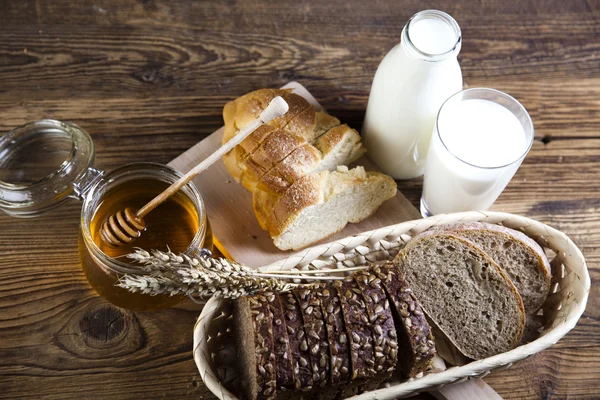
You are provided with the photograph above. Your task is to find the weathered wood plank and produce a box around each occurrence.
[0,0,599,399]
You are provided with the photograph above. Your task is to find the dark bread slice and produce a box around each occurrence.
[233,294,277,400]
[351,271,397,394]
[281,292,314,393]
[396,231,526,360]
[269,294,295,392]
[431,222,551,313]
[372,262,436,377]
[333,278,376,399]
[354,270,397,375]
[316,285,350,385]
[292,287,330,389]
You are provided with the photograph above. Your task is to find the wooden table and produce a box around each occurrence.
[0,1,598,399]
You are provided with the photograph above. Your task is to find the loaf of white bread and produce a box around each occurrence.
[222,88,397,250]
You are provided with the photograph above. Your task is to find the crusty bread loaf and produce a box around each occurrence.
[223,88,396,250]
[243,125,365,194]
[395,231,525,360]
[253,166,397,250]
[222,89,311,145]
[432,222,551,313]
[222,89,314,183]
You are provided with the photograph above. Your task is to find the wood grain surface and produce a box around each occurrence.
[0,1,599,399]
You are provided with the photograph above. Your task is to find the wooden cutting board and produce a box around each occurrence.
[168,81,419,268]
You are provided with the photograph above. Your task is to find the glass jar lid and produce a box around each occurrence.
[0,119,96,217]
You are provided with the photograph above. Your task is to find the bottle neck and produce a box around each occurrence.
[400,10,462,63]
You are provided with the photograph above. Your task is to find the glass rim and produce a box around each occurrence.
[403,9,462,62]
[435,87,535,170]
[81,162,207,275]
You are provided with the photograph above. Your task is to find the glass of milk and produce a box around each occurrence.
[420,88,534,217]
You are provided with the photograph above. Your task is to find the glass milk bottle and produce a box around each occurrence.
[363,10,463,179]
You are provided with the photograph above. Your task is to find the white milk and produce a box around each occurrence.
[421,97,530,216]
[363,10,462,179]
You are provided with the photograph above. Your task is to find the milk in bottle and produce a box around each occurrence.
[363,10,463,179]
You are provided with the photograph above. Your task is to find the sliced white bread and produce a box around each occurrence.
[244,125,365,193]
[222,89,313,183]
[224,109,339,186]
[433,222,551,313]
[253,166,397,250]
[395,231,525,360]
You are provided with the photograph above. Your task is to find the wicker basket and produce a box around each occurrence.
[193,211,590,399]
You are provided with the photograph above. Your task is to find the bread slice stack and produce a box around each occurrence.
[233,270,435,400]
[395,223,551,360]
[222,88,397,250]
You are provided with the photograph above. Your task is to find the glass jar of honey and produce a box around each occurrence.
[0,119,212,311]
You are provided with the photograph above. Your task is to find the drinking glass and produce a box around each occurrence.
[420,88,534,217]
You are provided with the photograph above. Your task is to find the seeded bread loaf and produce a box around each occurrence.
[253,166,397,250]
[354,270,397,375]
[352,271,397,395]
[269,294,295,392]
[372,263,436,377]
[233,295,277,400]
[432,222,551,313]
[281,292,314,393]
[315,285,350,385]
[333,278,376,399]
[395,231,526,360]
[292,288,330,389]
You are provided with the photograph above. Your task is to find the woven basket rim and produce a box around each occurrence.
[193,211,591,400]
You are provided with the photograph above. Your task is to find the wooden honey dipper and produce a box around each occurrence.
[100,96,289,247]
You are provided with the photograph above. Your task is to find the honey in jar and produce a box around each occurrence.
[0,120,211,311]
[78,163,211,311]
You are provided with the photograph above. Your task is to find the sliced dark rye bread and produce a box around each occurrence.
[280,292,314,393]
[353,270,397,375]
[268,294,295,392]
[292,287,330,389]
[333,277,377,399]
[315,285,350,385]
[395,231,525,360]
[431,222,551,313]
[352,270,397,394]
[372,262,436,377]
[233,294,277,400]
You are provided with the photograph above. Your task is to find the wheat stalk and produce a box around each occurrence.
[117,249,365,299]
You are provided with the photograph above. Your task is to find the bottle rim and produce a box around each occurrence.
[402,9,462,62]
